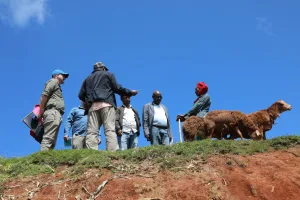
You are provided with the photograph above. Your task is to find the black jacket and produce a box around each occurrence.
[115,105,141,135]
[78,68,133,108]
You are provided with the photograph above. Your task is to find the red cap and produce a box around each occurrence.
[196,82,208,95]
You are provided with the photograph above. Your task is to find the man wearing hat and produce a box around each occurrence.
[78,62,138,151]
[38,69,69,151]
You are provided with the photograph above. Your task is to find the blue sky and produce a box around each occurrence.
[0,0,299,157]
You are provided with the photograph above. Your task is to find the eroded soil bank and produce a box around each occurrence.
[2,147,300,200]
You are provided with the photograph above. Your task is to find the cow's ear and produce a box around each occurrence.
[277,100,284,104]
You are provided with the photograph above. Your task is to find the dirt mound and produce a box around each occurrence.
[2,147,300,200]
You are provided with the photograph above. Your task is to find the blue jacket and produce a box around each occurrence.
[64,106,88,137]
[142,103,173,139]
[184,93,211,118]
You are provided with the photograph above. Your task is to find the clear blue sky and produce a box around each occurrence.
[0,0,299,157]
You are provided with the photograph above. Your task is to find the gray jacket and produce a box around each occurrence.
[142,103,173,139]
[184,93,211,119]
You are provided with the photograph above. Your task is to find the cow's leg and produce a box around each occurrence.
[207,127,215,139]
[234,126,244,140]
[220,124,229,140]
[216,131,223,140]
[263,131,267,140]
[205,120,215,139]
[258,126,266,140]
[228,123,237,140]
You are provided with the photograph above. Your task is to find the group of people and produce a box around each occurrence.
[37,62,211,151]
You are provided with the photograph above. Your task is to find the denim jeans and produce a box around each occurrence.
[118,132,138,150]
[151,126,170,145]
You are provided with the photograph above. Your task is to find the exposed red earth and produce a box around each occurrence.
[2,147,300,200]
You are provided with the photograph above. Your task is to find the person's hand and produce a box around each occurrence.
[63,136,69,142]
[145,134,151,141]
[117,130,123,136]
[176,115,185,122]
[131,90,138,96]
[37,109,44,120]
[98,138,101,145]
[169,137,173,145]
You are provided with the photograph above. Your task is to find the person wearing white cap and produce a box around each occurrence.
[38,69,69,151]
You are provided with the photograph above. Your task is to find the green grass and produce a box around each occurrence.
[0,135,299,183]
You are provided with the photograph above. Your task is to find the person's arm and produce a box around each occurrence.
[109,73,138,96]
[78,79,87,102]
[164,106,173,139]
[115,108,122,136]
[134,108,141,128]
[38,79,56,119]
[184,95,209,118]
[142,105,150,140]
[64,109,75,140]
[133,108,141,136]
[38,95,48,118]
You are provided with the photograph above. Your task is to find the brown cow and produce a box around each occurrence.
[223,100,292,140]
[247,100,292,140]
[182,111,261,141]
[182,116,207,141]
[205,110,261,140]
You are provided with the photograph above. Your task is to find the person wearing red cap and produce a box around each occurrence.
[176,82,211,122]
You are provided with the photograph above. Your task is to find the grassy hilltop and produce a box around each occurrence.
[1,135,299,182]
